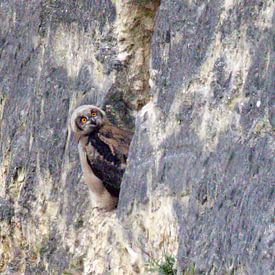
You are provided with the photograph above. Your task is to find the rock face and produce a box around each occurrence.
[0,0,274,274]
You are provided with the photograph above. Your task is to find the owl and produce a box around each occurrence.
[70,105,133,210]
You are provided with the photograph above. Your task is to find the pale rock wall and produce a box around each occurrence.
[0,0,274,274]
[120,1,274,273]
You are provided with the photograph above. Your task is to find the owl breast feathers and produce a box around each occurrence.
[70,105,133,208]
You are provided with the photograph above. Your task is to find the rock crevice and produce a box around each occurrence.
[0,0,274,274]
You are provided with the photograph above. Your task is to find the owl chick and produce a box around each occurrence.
[70,105,133,210]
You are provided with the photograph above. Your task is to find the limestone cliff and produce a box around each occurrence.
[0,0,274,274]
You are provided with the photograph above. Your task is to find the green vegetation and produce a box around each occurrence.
[145,254,196,275]
[146,254,176,275]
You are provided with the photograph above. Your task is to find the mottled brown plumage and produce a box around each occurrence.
[70,105,133,210]
[85,120,133,196]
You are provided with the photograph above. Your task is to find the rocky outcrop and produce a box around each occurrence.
[121,1,275,273]
[0,0,274,274]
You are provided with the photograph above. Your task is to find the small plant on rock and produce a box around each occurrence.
[146,254,196,275]
[146,254,176,275]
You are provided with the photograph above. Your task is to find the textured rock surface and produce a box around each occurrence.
[0,0,274,274]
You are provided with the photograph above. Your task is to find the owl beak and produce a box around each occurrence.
[89,117,97,126]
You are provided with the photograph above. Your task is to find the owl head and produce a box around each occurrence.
[70,105,106,136]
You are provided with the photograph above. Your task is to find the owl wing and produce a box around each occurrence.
[86,123,133,197]
[97,124,133,163]
[86,156,123,197]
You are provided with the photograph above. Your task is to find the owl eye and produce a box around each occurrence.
[91,112,97,117]
[81,117,87,123]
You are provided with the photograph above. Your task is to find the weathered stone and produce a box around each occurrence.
[120,0,274,273]
[0,0,274,274]
[0,198,14,223]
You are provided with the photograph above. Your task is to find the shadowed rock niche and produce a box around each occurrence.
[101,0,161,131]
